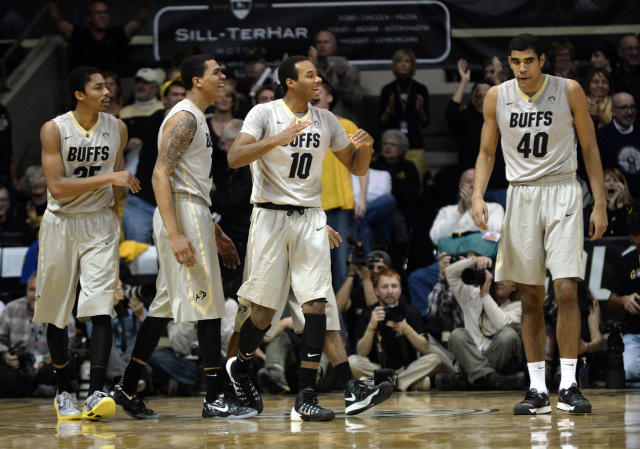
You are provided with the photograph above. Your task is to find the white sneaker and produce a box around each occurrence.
[82,391,115,421]
[54,391,81,421]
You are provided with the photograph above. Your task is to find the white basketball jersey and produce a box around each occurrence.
[47,112,120,214]
[497,75,577,182]
[241,99,350,207]
[158,99,214,206]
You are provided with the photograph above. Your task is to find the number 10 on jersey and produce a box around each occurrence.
[289,152,313,179]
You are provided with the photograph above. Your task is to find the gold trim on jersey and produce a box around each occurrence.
[69,111,100,138]
[515,74,549,105]
[278,99,311,123]
[183,98,206,121]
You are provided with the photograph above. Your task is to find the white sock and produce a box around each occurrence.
[527,361,547,394]
[559,358,577,390]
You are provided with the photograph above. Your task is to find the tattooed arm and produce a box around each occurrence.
[152,111,197,266]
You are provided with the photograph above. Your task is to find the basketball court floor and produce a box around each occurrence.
[0,389,637,448]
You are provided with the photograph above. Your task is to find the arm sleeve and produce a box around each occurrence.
[445,258,477,309]
[480,297,522,331]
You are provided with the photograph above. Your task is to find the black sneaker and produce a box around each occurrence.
[290,387,334,422]
[345,379,392,415]
[112,383,158,419]
[202,391,259,419]
[557,384,592,414]
[225,357,264,413]
[257,365,290,395]
[513,388,551,415]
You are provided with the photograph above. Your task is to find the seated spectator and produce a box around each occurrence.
[0,183,34,246]
[446,59,507,206]
[103,70,123,117]
[549,40,578,79]
[351,168,396,253]
[584,168,634,237]
[408,168,503,317]
[435,256,524,390]
[48,0,148,74]
[308,29,362,121]
[379,49,429,149]
[585,68,613,129]
[424,252,464,335]
[543,280,603,389]
[15,166,47,239]
[612,35,640,105]
[0,273,74,397]
[606,212,640,386]
[337,250,392,352]
[597,92,640,198]
[348,268,452,391]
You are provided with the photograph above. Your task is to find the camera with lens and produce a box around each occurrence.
[10,344,36,383]
[347,237,368,267]
[114,297,130,318]
[383,304,405,322]
[461,267,492,286]
[448,253,466,264]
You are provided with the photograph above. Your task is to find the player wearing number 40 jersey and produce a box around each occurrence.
[226,55,392,422]
[472,34,608,416]
[36,66,140,421]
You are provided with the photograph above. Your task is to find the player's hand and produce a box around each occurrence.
[327,225,342,249]
[216,232,241,269]
[457,58,471,84]
[273,119,312,147]
[471,195,489,230]
[589,204,608,240]
[622,293,640,315]
[111,171,141,193]
[349,129,373,149]
[170,233,196,267]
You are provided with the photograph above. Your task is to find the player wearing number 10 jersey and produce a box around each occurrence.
[471,34,607,416]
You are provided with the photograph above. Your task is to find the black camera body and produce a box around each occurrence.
[448,253,466,264]
[599,320,626,389]
[10,345,36,383]
[383,304,405,322]
[461,267,490,286]
[347,237,367,266]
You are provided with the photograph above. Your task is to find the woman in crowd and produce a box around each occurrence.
[584,68,613,129]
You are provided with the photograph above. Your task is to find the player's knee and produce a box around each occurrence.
[302,298,326,315]
[554,279,577,307]
[250,303,275,330]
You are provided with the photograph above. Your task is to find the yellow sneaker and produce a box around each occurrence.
[54,391,82,421]
[82,391,116,421]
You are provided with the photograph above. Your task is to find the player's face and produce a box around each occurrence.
[199,59,227,102]
[79,73,110,112]
[375,275,401,306]
[292,61,322,101]
[509,49,545,92]
[589,72,610,99]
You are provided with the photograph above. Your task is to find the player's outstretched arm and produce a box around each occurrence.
[568,79,607,240]
[41,120,140,200]
[472,86,500,231]
[227,119,311,168]
[152,110,196,266]
[334,129,373,176]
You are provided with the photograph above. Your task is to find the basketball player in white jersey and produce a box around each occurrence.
[471,34,607,415]
[112,55,256,420]
[37,66,140,421]
[225,55,390,422]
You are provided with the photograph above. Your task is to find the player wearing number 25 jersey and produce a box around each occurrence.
[471,34,607,417]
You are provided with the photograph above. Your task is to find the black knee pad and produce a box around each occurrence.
[300,313,326,364]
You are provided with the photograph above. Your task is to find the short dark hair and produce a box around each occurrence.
[181,54,216,91]
[278,55,309,94]
[67,66,101,101]
[629,212,640,236]
[508,33,545,58]
[318,74,337,110]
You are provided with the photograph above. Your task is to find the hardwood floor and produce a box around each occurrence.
[0,389,637,448]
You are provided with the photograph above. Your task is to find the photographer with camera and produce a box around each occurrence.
[435,255,525,390]
[607,212,640,385]
[348,268,452,391]
[0,272,74,397]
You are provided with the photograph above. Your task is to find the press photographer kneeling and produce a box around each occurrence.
[348,268,452,391]
[436,254,525,390]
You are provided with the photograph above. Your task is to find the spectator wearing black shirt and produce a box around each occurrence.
[606,212,640,385]
[348,268,451,391]
[379,49,429,149]
[121,79,185,243]
[49,0,148,74]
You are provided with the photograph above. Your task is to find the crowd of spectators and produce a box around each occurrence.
[1,2,640,397]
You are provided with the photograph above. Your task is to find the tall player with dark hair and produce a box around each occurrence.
[37,66,140,420]
[472,34,607,415]
[112,55,256,420]
[226,55,391,422]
